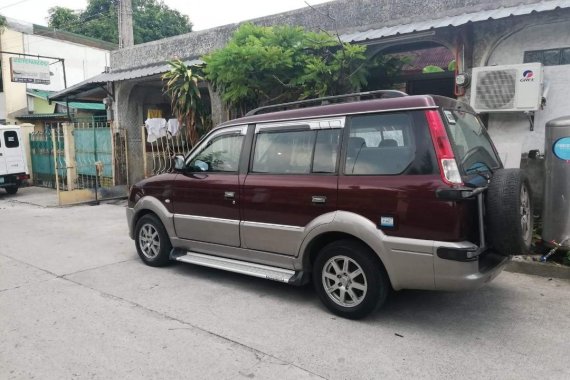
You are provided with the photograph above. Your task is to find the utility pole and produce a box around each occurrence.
[118,0,134,48]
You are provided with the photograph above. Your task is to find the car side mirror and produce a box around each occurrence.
[174,155,186,171]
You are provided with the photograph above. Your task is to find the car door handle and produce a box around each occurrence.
[312,195,327,204]
[224,191,235,200]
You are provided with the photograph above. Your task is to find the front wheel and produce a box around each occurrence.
[313,240,389,319]
[134,214,172,267]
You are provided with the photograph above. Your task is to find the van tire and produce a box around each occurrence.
[313,240,389,319]
[486,169,533,256]
[5,186,18,195]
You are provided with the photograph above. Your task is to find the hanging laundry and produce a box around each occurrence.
[167,118,180,136]
[145,118,167,143]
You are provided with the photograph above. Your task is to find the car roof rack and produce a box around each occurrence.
[245,90,408,116]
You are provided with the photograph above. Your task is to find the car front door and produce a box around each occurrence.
[172,125,246,247]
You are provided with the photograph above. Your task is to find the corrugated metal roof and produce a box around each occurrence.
[103,59,204,81]
[16,113,68,120]
[49,58,203,102]
[341,0,570,43]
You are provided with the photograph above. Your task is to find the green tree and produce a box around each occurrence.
[0,15,7,34]
[47,0,192,44]
[203,24,397,116]
[162,59,206,146]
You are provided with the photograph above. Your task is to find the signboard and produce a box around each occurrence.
[553,137,570,161]
[9,57,50,85]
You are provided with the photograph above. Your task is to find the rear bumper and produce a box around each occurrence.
[0,173,28,188]
[434,249,510,291]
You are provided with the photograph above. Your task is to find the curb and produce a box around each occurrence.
[505,257,570,280]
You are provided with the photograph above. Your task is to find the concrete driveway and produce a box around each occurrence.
[1,190,569,379]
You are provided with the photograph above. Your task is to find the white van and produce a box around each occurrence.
[0,125,29,194]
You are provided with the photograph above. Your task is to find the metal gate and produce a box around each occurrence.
[29,128,65,189]
[29,122,128,205]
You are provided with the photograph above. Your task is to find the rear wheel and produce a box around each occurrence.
[134,214,172,267]
[5,186,18,195]
[486,169,533,255]
[313,240,389,319]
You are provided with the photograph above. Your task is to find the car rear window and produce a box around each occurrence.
[4,131,19,148]
[441,110,500,174]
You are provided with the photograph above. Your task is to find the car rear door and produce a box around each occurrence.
[2,129,26,175]
[0,131,7,176]
[171,125,246,247]
[240,118,343,256]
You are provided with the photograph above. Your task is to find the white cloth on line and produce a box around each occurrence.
[167,118,180,136]
[145,118,167,143]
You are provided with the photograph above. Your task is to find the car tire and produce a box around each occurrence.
[486,169,533,256]
[134,214,172,267]
[313,239,389,319]
[5,186,18,195]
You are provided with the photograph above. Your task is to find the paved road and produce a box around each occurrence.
[1,189,569,379]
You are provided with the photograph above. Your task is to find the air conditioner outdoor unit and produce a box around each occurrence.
[470,63,543,113]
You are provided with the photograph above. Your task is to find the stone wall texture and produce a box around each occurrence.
[110,0,548,71]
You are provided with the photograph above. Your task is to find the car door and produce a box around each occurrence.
[172,125,247,247]
[0,131,7,176]
[240,118,343,256]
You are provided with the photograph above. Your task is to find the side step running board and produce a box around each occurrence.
[173,251,296,283]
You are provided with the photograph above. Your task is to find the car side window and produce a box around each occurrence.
[188,133,243,173]
[4,131,19,148]
[313,129,341,173]
[345,113,415,175]
[252,130,316,174]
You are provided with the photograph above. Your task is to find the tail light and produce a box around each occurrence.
[17,174,30,180]
[425,110,463,186]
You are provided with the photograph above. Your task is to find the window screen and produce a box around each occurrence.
[4,131,19,148]
[524,47,570,66]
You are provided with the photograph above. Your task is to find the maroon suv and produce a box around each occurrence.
[127,91,532,319]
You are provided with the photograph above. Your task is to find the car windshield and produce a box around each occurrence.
[442,109,501,174]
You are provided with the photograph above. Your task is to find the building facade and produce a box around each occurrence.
[50,0,570,189]
[0,18,114,124]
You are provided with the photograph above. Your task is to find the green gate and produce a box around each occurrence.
[74,123,113,188]
[29,129,66,189]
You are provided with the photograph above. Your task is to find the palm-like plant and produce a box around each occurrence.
[162,59,204,146]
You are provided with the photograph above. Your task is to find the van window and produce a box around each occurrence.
[313,129,341,173]
[345,113,415,175]
[4,131,19,148]
[253,130,316,174]
[189,133,243,172]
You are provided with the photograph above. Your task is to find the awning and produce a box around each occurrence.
[16,113,68,120]
[340,0,570,43]
[49,58,203,102]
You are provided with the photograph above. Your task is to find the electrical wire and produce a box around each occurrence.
[0,0,33,11]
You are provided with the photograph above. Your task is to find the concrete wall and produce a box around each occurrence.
[32,97,56,114]
[22,34,110,92]
[472,10,570,167]
[0,29,28,123]
[110,0,544,71]
[0,25,110,123]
